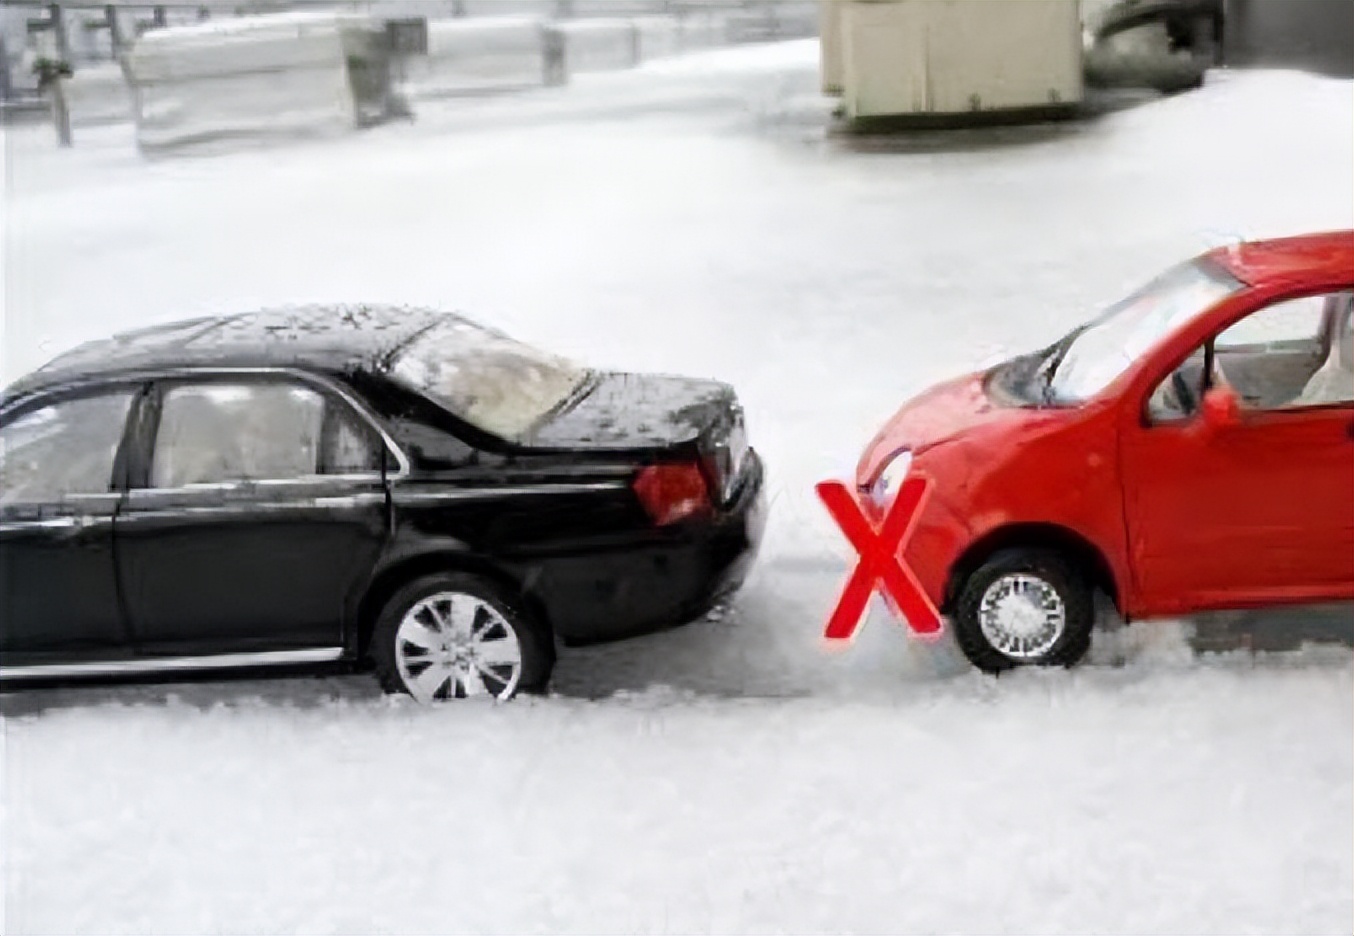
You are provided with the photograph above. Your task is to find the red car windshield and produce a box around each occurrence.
[1047,259,1244,403]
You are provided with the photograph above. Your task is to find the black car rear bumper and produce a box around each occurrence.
[528,452,767,645]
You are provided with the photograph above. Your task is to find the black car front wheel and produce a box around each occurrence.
[953,548,1094,673]
[370,572,553,703]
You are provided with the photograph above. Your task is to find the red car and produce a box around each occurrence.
[857,230,1354,672]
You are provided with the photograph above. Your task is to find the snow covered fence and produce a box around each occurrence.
[123,10,404,155]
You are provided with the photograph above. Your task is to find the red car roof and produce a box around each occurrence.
[1208,229,1354,289]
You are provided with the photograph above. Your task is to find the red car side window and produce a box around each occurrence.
[1146,290,1354,421]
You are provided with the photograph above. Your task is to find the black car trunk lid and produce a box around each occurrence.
[519,371,751,505]
[522,371,732,451]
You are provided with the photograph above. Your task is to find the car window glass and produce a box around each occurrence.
[1146,348,1206,423]
[1218,292,1352,410]
[1216,295,1324,348]
[1147,292,1353,419]
[390,316,589,441]
[1289,294,1354,408]
[152,382,325,487]
[326,404,385,474]
[1049,260,1241,403]
[0,391,136,506]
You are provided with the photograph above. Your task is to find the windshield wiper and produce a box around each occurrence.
[1035,327,1085,404]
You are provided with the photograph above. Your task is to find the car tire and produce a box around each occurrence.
[953,548,1094,674]
[369,572,553,702]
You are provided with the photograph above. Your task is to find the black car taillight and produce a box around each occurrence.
[699,451,724,500]
[698,408,748,506]
[633,462,713,526]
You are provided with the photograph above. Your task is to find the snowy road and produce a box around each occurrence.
[3,40,1353,935]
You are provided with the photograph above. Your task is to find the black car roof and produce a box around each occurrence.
[3,305,456,402]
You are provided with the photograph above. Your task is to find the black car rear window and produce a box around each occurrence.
[388,317,590,440]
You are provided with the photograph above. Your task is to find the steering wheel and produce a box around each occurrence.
[1170,369,1198,413]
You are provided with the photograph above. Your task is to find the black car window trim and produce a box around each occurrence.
[0,379,151,505]
[4,368,408,480]
[124,367,410,493]
[316,395,388,477]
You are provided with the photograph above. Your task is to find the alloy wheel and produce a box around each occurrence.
[977,573,1067,660]
[394,591,523,702]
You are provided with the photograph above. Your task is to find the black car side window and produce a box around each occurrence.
[152,382,327,488]
[321,400,385,475]
[150,380,387,487]
[0,391,136,506]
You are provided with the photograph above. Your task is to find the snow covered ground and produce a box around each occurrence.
[3,40,1352,935]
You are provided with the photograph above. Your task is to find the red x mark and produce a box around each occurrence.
[816,476,943,641]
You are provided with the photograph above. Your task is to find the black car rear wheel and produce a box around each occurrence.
[370,572,553,702]
[953,548,1093,673]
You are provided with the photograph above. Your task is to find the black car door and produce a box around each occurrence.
[0,385,141,665]
[114,373,392,657]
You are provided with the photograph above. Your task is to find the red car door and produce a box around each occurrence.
[1121,404,1354,613]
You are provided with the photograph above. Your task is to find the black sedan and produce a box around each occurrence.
[0,305,766,702]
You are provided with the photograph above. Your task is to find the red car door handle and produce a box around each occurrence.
[1347,419,1354,441]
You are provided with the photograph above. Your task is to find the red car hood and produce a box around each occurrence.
[856,372,1009,486]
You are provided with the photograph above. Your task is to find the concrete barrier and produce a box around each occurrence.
[548,18,640,73]
[819,0,844,94]
[725,1,819,43]
[124,10,394,154]
[631,15,682,59]
[678,11,730,49]
[101,5,761,152]
[404,15,552,98]
[64,62,135,126]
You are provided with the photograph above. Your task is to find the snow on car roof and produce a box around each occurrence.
[2,305,462,401]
